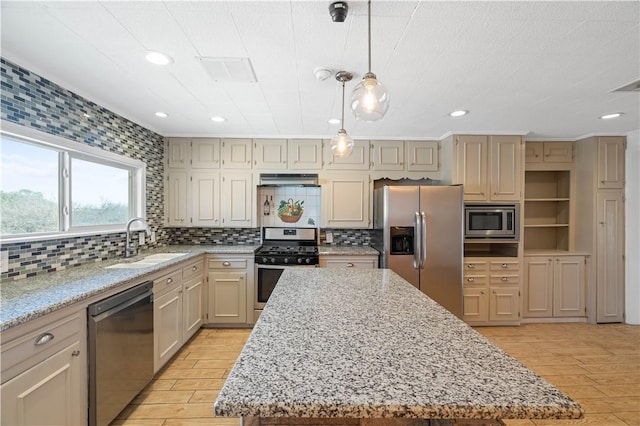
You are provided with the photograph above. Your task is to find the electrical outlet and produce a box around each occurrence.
[1,250,8,273]
[325,232,333,244]
[139,232,146,246]
[150,231,156,243]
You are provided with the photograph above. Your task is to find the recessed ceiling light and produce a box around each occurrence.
[145,51,173,66]
[155,112,168,118]
[449,110,468,117]
[328,118,341,124]
[211,116,226,123]
[598,112,623,120]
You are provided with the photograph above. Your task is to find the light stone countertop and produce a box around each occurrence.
[214,268,583,421]
[318,246,379,256]
[0,245,259,331]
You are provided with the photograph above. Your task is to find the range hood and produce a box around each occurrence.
[258,173,319,187]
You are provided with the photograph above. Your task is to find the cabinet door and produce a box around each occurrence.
[289,139,323,170]
[154,286,182,372]
[222,139,252,169]
[553,256,585,317]
[406,141,439,172]
[254,139,287,170]
[222,173,253,227]
[167,170,188,226]
[208,272,247,324]
[371,140,404,171]
[490,135,522,201]
[525,142,543,163]
[167,138,190,169]
[324,140,370,170]
[596,191,625,322]
[489,286,520,321]
[321,174,371,228]
[1,341,83,426]
[463,288,489,322]
[543,142,573,163]
[183,276,204,342]
[191,138,221,169]
[191,172,221,227]
[597,137,625,189]
[523,256,553,317]
[455,135,488,200]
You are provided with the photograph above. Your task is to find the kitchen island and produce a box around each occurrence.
[214,268,583,426]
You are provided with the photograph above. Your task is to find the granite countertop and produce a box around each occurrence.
[0,244,259,331]
[318,246,379,256]
[214,268,583,421]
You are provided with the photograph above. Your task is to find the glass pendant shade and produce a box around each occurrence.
[350,72,390,122]
[330,129,354,157]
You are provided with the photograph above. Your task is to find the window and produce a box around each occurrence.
[1,122,146,241]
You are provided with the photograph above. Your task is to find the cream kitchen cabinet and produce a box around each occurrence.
[371,140,404,171]
[525,141,573,165]
[320,173,371,228]
[167,137,190,169]
[523,255,586,319]
[191,171,221,227]
[254,139,288,170]
[166,170,188,226]
[206,255,254,325]
[182,260,205,342]
[288,139,323,170]
[462,258,520,325]
[222,138,252,169]
[453,135,523,201]
[406,141,439,172]
[324,140,370,170]
[597,136,625,189]
[221,172,254,227]
[319,255,378,269]
[167,137,221,169]
[1,309,86,426]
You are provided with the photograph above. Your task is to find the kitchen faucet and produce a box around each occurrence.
[124,217,151,258]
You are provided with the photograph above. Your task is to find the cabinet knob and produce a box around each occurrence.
[34,332,54,346]
[467,264,475,269]
[501,277,508,282]
[71,350,80,357]
[501,263,508,268]
[480,291,485,295]
[346,263,355,267]
[192,265,198,271]
[167,277,173,284]
[467,277,475,282]
[223,261,231,266]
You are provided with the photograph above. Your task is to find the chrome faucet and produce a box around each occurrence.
[124,217,151,258]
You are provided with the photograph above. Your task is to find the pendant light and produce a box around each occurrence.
[350,0,389,121]
[331,71,354,157]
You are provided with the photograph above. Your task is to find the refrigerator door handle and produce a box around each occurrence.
[420,211,427,269]
[413,211,421,269]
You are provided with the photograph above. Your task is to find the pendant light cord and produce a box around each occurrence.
[367,0,372,73]
[341,80,346,130]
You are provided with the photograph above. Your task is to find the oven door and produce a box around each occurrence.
[254,264,317,310]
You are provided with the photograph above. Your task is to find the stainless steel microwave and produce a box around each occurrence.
[464,203,520,240]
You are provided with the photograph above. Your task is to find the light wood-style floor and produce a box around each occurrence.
[113,323,639,426]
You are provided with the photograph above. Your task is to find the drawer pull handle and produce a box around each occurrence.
[501,263,508,268]
[467,277,475,282]
[467,264,475,269]
[223,261,231,266]
[167,277,173,284]
[346,263,354,267]
[502,277,508,282]
[192,265,198,271]
[35,333,54,346]
[72,350,80,357]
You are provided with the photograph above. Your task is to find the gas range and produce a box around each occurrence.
[255,227,319,266]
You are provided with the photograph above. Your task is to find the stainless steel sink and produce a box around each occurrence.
[105,252,187,269]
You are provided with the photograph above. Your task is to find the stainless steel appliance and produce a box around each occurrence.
[464,203,520,240]
[254,227,319,321]
[88,282,154,426]
[373,185,464,318]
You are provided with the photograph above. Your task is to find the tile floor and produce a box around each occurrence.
[113,323,639,426]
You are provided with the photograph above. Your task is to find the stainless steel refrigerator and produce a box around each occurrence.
[373,185,463,318]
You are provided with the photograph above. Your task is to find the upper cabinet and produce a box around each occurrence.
[222,139,252,169]
[453,135,523,201]
[324,140,370,170]
[371,140,404,171]
[191,138,221,169]
[254,139,287,170]
[167,138,190,169]
[371,140,439,173]
[288,139,323,170]
[406,141,439,172]
[597,136,625,189]
[320,174,371,228]
[525,141,574,169]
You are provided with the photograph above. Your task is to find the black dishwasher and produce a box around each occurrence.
[88,281,154,426]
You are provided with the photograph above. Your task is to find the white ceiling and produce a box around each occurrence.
[1,1,639,140]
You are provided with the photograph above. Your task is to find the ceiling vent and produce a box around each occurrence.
[198,57,258,83]
[612,79,640,92]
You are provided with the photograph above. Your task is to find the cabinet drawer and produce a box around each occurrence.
[490,273,520,285]
[464,260,488,272]
[490,260,520,272]
[1,312,82,379]
[208,259,248,270]
[183,260,204,280]
[463,274,488,286]
[153,268,182,294]
[320,256,378,269]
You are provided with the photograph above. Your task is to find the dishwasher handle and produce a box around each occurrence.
[88,281,153,317]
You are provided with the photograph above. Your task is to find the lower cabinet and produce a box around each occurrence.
[319,254,378,269]
[462,257,521,325]
[523,255,586,319]
[1,309,86,426]
[154,259,205,372]
[206,255,254,325]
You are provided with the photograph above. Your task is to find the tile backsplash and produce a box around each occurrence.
[258,186,321,228]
